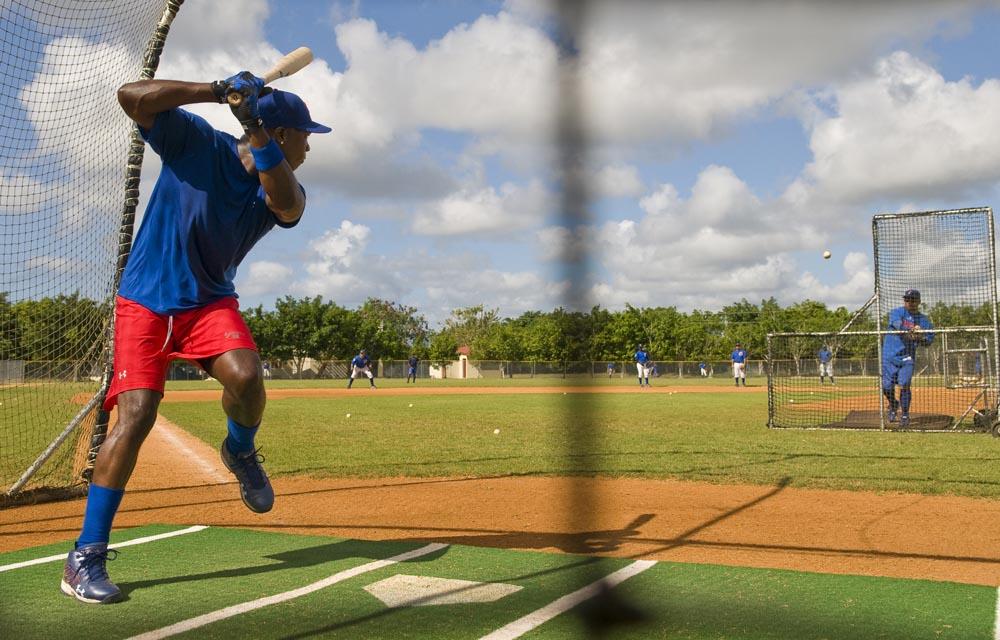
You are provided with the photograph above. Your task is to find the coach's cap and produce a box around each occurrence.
[903,289,921,300]
[259,89,332,133]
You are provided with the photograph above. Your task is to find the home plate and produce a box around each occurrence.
[364,574,523,607]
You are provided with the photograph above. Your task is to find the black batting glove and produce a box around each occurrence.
[222,71,266,132]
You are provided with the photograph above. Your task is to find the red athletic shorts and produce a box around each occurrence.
[103,296,257,410]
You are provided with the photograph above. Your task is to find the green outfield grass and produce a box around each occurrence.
[157,389,1000,498]
[1,525,993,640]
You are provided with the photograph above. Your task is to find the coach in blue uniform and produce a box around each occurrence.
[731,343,748,386]
[882,289,934,427]
[61,71,330,604]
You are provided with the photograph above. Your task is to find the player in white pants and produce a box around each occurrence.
[731,342,748,386]
[347,349,376,389]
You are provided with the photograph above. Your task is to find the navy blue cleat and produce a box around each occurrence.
[61,543,121,604]
[888,409,897,423]
[900,413,910,428]
[221,440,274,513]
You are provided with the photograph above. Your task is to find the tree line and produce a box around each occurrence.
[1,292,992,365]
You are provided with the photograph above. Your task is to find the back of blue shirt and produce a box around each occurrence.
[119,108,298,315]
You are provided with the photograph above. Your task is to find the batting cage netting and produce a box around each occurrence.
[0,0,182,502]
[768,208,999,432]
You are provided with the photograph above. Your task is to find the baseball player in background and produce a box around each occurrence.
[732,342,748,386]
[406,354,419,383]
[62,70,330,604]
[634,344,651,387]
[817,345,835,385]
[348,349,376,389]
[882,289,934,427]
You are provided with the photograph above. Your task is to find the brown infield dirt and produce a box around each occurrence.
[3,385,1000,587]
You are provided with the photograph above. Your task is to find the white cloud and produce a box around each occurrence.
[590,163,644,198]
[239,261,294,298]
[578,1,982,144]
[412,180,553,236]
[804,51,1000,201]
[309,220,371,269]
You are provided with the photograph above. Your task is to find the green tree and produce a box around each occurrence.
[355,298,429,360]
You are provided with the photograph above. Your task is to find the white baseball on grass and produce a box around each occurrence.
[789,399,795,403]
[408,403,413,407]
[345,413,351,418]
[493,428,500,434]
[823,250,832,259]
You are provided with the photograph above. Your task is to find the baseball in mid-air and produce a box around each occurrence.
[823,250,832,259]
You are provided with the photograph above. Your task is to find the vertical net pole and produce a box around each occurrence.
[84,0,186,483]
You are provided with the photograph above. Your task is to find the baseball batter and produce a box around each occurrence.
[817,345,835,385]
[62,70,330,604]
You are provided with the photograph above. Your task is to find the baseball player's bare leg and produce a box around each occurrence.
[90,389,161,489]
[204,348,266,426]
[65,389,159,604]
[203,349,273,513]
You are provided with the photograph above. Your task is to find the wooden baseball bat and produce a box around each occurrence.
[227,47,314,107]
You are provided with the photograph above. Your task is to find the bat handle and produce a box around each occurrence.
[227,92,244,107]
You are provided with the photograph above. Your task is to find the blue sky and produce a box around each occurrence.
[120,1,1000,325]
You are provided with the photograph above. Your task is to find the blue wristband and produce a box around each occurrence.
[250,139,285,172]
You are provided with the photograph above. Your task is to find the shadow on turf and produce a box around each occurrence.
[114,538,451,597]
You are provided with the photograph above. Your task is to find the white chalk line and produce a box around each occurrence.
[479,559,657,640]
[126,542,449,640]
[153,419,229,484]
[0,525,209,573]
[994,586,1000,640]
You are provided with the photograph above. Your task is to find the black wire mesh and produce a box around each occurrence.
[769,208,999,431]
[0,0,171,497]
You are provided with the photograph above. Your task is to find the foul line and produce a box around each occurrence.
[154,418,229,484]
[0,525,209,573]
[479,559,657,640]
[994,587,999,640]
[127,542,448,640]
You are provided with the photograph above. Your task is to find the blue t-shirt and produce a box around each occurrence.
[634,349,649,364]
[818,348,832,363]
[408,356,418,368]
[118,108,299,314]
[882,307,934,363]
[731,349,747,363]
[351,355,370,368]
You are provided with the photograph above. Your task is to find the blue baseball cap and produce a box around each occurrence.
[259,89,331,133]
[903,289,921,300]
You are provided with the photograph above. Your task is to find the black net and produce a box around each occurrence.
[0,0,178,499]
[769,208,999,431]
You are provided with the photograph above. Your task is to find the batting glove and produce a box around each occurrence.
[221,71,266,132]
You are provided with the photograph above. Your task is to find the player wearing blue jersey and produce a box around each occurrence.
[348,349,376,389]
[634,345,651,387]
[882,289,934,427]
[406,355,419,383]
[62,72,330,604]
[731,343,748,386]
[817,345,834,385]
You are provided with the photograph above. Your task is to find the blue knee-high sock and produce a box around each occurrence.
[225,417,259,455]
[77,484,125,548]
[900,388,911,413]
